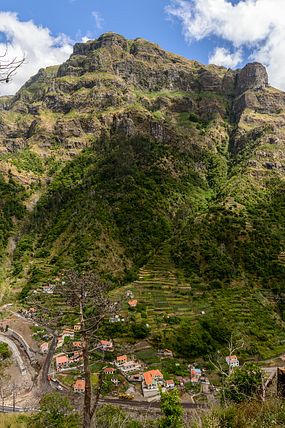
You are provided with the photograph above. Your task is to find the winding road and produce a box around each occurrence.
[0,333,26,374]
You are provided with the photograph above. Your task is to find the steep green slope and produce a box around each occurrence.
[0,33,284,359]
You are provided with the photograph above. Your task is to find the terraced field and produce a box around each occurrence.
[114,245,285,359]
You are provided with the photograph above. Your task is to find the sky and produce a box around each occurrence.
[0,0,284,95]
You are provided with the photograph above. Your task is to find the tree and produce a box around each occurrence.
[58,271,118,428]
[0,45,25,84]
[31,392,80,428]
[160,388,184,428]
[224,363,263,403]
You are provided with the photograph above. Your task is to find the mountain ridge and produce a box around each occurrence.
[0,32,284,358]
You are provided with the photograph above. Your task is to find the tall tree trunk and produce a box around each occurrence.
[80,296,92,428]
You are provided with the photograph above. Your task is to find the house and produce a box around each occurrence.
[43,285,55,294]
[74,323,81,332]
[128,299,138,308]
[99,340,114,352]
[120,360,141,373]
[191,368,202,383]
[56,336,64,349]
[143,370,164,390]
[109,315,125,323]
[158,349,173,357]
[74,379,85,393]
[40,342,49,354]
[55,355,69,371]
[166,379,175,389]
[73,351,83,361]
[116,355,128,366]
[226,355,239,368]
[104,367,116,375]
[73,341,82,349]
[111,378,120,385]
[62,329,75,340]
[126,290,134,299]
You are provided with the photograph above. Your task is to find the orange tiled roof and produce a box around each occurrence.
[117,355,128,362]
[100,340,112,346]
[104,367,115,373]
[56,355,68,364]
[128,299,138,306]
[143,369,163,385]
[74,379,85,390]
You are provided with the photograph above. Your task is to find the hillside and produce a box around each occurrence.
[0,33,284,359]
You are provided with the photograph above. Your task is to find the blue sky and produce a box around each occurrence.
[0,0,284,94]
[0,0,213,64]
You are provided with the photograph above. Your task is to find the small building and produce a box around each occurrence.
[43,285,55,294]
[100,340,114,352]
[120,360,141,373]
[73,341,82,349]
[74,323,81,332]
[116,355,128,366]
[191,368,202,383]
[74,379,85,393]
[126,290,134,299]
[73,351,83,361]
[62,329,75,340]
[128,299,138,308]
[166,379,175,389]
[104,367,116,375]
[143,370,164,390]
[56,336,64,349]
[158,349,173,357]
[40,342,49,354]
[226,355,239,368]
[55,355,69,371]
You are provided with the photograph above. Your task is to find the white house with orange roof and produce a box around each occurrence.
[166,379,175,389]
[99,340,114,352]
[128,299,138,308]
[40,342,49,354]
[226,355,239,368]
[142,369,164,393]
[120,360,141,373]
[74,379,85,393]
[115,355,128,367]
[55,354,69,371]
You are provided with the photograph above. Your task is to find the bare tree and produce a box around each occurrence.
[0,45,25,84]
[58,271,118,428]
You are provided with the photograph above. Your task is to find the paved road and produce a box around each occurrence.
[0,333,26,374]
[99,398,208,410]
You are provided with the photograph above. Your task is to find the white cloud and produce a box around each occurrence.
[166,0,285,90]
[209,47,243,68]
[0,12,73,95]
[92,11,104,30]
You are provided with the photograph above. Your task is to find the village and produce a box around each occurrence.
[15,281,243,406]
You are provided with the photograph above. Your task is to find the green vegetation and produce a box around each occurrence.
[0,173,26,259]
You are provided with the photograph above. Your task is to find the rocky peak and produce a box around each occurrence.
[73,32,128,56]
[236,62,268,95]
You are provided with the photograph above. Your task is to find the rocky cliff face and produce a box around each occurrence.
[0,34,285,357]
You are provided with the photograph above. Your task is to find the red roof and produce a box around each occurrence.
[128,299,138,307]
[74,379,85,391]
[117,355,128,362]
[104,367,115,373]
[166,379,174,385]
[100,340,112,346]
[143,370,163,385]
[56,355,68,365]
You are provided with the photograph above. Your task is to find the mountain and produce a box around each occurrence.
[0,33,284,359]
